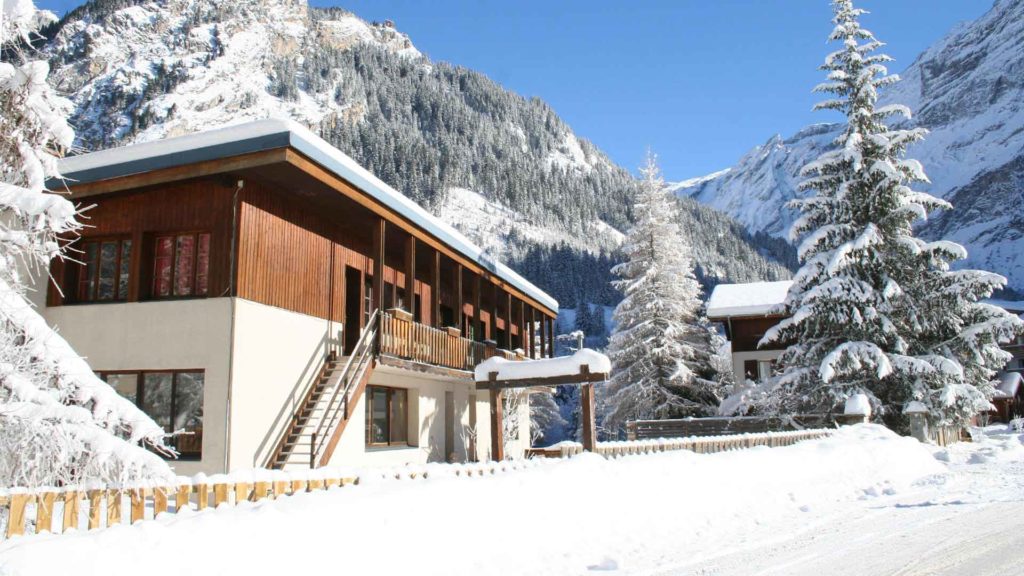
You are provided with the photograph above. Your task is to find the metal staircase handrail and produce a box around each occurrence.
[311,308,380,467]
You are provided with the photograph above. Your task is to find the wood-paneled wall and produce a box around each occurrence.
[49,178,236,305]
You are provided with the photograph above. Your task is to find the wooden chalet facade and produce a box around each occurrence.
[706,281,792,384]
[37,120,559,474]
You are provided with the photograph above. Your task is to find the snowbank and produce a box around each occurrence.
[473,348,611,382]
[0,425,944,576]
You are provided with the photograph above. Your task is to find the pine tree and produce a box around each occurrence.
[601,152,724,433]
[760,0,1023,428]
[0,0,173,487]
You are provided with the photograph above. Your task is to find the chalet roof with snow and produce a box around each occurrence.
[56,119,557,313]
[706,280,793,319]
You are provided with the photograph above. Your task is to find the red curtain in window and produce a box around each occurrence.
[153,236,174,297]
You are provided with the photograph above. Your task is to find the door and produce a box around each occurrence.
[344,267,362,354]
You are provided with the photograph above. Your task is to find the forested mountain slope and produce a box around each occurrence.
[37,0,792,315]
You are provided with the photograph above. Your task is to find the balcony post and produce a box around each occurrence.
[404,235,415,317]
[372,219,385,315]
[472,273,481,341]
[431,250,441,327]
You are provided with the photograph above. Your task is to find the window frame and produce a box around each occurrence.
[149,230,212,300]
[97,369,206,460]
[72,235,133,303]
[365,385,409,448]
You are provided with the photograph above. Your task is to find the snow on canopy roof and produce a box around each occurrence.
[474,349,611,382]
[57,119,558,313]
[706,280,793,319]
[983,299,1024,316]
[995,372,1023,399]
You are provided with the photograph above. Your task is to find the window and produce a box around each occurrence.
[365,385,408,447]
[76,237,132,302]
[152,232,210,298]
[99,370,205,459]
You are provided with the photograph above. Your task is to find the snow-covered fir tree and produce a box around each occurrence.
[759,0,1023,428]
[601,152,725,433]
[0,0,173,488]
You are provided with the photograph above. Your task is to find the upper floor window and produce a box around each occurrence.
[77,237,132,302]
[153,232,210,298]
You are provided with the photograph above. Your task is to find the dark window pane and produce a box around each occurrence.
[97,241,117,300]
[390,389,407,444]
[369,387,388,444]
[174,372,204,456]
[106,373,139,404]
[153,236,174,297]
[79,242,98,301]
[142,373,174,432]
[174,235,195,296]
[195,234,210,296]
[118,240,132,300]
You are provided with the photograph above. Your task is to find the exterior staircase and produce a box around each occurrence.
[269,310,380,470]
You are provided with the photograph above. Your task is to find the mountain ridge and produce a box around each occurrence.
[673,0,1024,289]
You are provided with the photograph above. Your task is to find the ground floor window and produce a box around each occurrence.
[366,385,408,447]
[99,370,204,459]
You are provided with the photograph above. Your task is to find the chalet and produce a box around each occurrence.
[705,280,792,384]
[708,283,1024,421]
[33,119,560,475]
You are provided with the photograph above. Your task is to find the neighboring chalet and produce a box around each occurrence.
[34,120,560,475]
[706,280,792,385]
[707,282,1024,423]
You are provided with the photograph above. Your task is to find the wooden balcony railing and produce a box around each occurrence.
[379,310,527,372]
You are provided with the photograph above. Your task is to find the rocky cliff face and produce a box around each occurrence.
[675,0,1024,289]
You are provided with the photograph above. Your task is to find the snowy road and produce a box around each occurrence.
[662,431,1024,576]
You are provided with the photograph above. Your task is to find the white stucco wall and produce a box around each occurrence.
[41,298,233,477]
[731,350,784,384]
[228,298,341,470]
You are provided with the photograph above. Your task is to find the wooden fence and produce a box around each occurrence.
[626,415,831,440]
[0,460,540,541]
[530,428,835,459]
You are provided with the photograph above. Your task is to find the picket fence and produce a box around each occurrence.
[0,460,539,541]
[529,428,835,458]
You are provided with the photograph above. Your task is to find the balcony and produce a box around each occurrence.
[378,309,529,377]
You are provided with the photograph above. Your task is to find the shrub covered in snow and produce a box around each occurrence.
[0,0,173,488]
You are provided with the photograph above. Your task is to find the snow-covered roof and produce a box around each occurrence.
[57,119,557,313]
[983,299,1024,315]
[706,280,793,319]
[994,372,1023,399]
[474,349,611,382]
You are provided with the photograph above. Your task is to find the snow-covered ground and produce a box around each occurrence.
[1,425,1021,575]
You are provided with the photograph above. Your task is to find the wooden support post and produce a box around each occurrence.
[517,298,526,352]
[213,484,229,507]
[153,487,168,516]
[472,273,481,341]
[5,494,27,538]
[547,317,555,358]
[196,483,209,510]
[581,369,597,452]
[234,483,250,504]
[431,250,441,327]
[372,218,386,314]
[505,292,513,350]
[87,490,103,529]
[107,489,122,527]
[130,489,146,524]
[455,263,464,333]
[37,491,56,534]
[539,312,547,358]
[62,491,79,533]
[529,307,537,359]
[489,376,505,462]
[404,234,415,316]
[175,485,191,512]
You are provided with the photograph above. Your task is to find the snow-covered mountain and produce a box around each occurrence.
[675,0,1024,290]
[35,0,791,312]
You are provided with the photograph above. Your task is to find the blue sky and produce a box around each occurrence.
[38,0,989,180]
